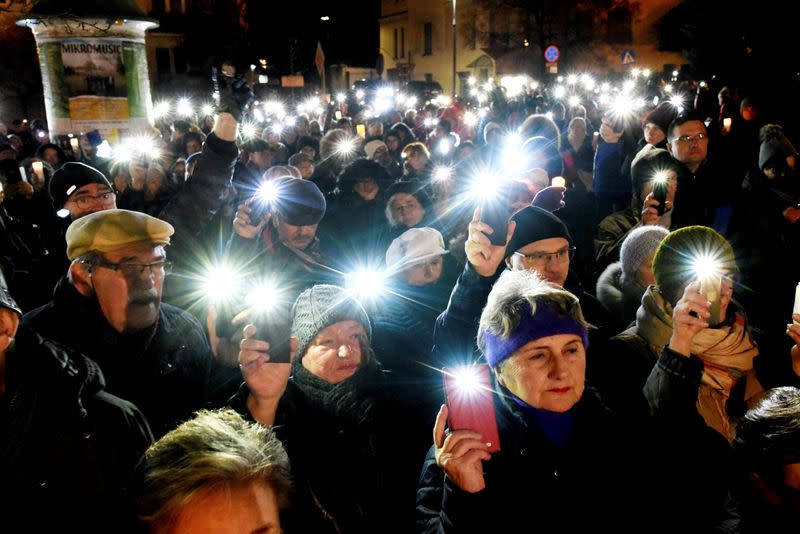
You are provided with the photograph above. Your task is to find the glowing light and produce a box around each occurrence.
[176,98,193,117]
[693,255,720,280]
[469,173,502,200]
[622,80,636,93]
[201,103,215,116]
[405,96,417,108]
[477,93,487,104]
[271,123,283,135]
[567,74,578,85]
[201,264,241,303]
[500,75,527,98]
[530,81,539,90]
[240,122,257,138]
[374,97,392,113]
[432,165,453,182]
[345,269,386,301]
[448,366,484,395]
[483,82,493,92]
[553,85,566,99]
[653,171,670,185]
[504,132,522,146]
[664,84,673,93]
[601,82,611,92]
[356,89,365,100]
[438,139,452,155]
[113,144,132,162]
[468,76,476,86]
[335,138,358,156]
[642,69,651,77]
[551,176,566,188]
[377,86,394,98]
[652,96,660,106]
[672,70,679,77]
[668,93,686,112]
[568,95,580,108]
[96,140,112,159]
[152,101,171,119]
[699,81,708,88]
[580,73,595,91]
[284,116,296,127]
[395,93,406,105]
[336,92,346,103]
[463,111,478,127]
[245,281,281,314]
[631,68,641,78]
[253,108,265,123]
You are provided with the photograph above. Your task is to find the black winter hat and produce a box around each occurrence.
[48,161,112,210]
[0,283,21,317]
[273,176,326,226]
[385,180,432,211]
[505,205,572,257]
[338,158,391,184]
[642,103,679,133]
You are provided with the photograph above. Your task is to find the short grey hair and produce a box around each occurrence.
[477,270,590,358]
[135,409,291,530]
[67,251,105,284]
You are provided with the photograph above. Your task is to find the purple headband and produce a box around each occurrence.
[482,301,589,368]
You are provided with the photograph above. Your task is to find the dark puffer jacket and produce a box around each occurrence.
[1,326,152,532]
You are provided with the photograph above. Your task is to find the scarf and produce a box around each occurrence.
[635,286,762,441]
[690,319,761,442]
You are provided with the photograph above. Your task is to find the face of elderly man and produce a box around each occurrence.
[72,243,168,333]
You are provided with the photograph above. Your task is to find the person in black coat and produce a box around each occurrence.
[235,284,429,534]
[22,210,212,438]
[1,285,153,531]
[432,205,611,368]
[417,270,653,532]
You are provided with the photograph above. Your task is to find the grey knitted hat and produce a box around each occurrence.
[620,225,669,283]
[291,285,372,359]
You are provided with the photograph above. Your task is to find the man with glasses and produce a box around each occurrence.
[433,205,610,365]
[22,209,212,437]
[49,161,117,221]
[666,113,727,229]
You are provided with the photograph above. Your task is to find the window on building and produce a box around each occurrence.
[394,28,398,59]
[400,27,405,60]
[607,7,632,43]
[155,48,171,75]
[173,47,187,74]
[424,22,433,55]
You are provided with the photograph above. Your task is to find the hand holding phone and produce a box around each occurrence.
[443,365,500,453]
[697,274,722,326]
[653,179,668,216]
[479,186,511,246]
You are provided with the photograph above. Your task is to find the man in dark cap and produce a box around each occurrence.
[49,161,116,221]
[212,178,335,372]
[22,209,213,438]
[432,204,610,365]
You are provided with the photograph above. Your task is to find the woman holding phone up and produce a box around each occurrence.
[233,284,429,534]
[416,269,655,532]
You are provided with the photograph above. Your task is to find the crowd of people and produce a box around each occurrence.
[2,66,800,532]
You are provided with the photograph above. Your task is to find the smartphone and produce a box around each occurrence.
[252,309,292,364]
[18,166,28,184]
[249,193,271,226]
[653,180,668,216]
[356,124,366,138]
[335,110,343,121]
[480,186,510,246]
[699,274,722,326]
[443,364,500,453]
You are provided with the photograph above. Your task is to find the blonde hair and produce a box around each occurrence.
[135,409,291,529]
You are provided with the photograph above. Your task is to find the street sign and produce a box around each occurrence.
[544,45,560,63]
[620,49,636,65]
[281,75,304,88]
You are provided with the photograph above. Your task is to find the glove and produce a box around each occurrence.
[532,186,566,212]
[212,67,253,122]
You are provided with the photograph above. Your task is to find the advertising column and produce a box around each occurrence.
[19,17,157,142]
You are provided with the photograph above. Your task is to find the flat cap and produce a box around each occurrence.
[66,209,174,260]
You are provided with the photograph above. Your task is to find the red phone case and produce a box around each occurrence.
[443,365,501,453]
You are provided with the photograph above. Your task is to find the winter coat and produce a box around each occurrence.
[319,188,390,263]
[1,326,152,532]
[22,277,212,438]
[230,360,429,534]
[415,385,654,533]
[595,261,647,332]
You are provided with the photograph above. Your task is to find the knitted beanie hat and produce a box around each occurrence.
[291,285,372,360]
[652,226,738,304]
[620,226,669,283]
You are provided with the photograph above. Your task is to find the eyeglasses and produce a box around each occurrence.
[514,246,575,265]
[92,259,172,277]
[674,133,708,144]
[72,191,116,208]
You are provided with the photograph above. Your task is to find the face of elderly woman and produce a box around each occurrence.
[389,192,425,228]
[301,320,367,384]
[495,334,585,412]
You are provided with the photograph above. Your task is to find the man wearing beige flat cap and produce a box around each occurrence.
[23,209,212,437]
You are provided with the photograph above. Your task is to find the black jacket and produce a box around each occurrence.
[22,277,212,438]
[230,362,429,534]
[416,386,653,533]
[1,326,152,532]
